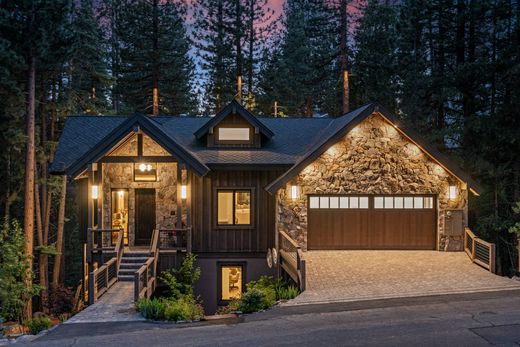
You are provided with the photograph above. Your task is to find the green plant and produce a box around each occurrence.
[509,202,520,237]
[216,299,241,315]
[239,288,268,313]
[0,219,42,322]
[164,297,204,322]
[160,254,201,300]
[277,285,299,300]
[136,298,166,320]
[246,276,276,308]
[26,317,52,335]
[48,285,74,316]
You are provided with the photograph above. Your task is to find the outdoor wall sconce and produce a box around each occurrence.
[449,185,457,200]
[291,185,299,200]
[91,185,99,200]
[181,185,187,200]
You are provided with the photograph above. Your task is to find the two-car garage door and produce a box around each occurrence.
[307,195,437,250]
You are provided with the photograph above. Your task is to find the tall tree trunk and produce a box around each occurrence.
[235,0,243,101]
[4,152,11,222]
[152,0,159,115]
[52,176,67,288]
[247,0,254,98]
[23,56,36,319]
[340,0,349,114]
[35,182,49,313]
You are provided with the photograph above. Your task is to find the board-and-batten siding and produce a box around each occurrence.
[191,170,283,253]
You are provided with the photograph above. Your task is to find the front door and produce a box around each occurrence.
[135,188,156,245]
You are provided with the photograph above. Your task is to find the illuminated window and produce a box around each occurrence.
[217,189,251,225]
[111,189,129,245]
[134,163,157,182]
[220,264,244,302]
[218,128,250,141]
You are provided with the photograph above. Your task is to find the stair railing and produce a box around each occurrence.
[134,229,160,302]
[279,230,306,292]
[88,229,123,305]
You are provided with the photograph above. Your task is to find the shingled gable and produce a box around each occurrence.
[64,113,210,178]
[265,102,482,195]
[193,99,274,140]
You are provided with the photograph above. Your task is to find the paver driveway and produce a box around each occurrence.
[287,251,520,305]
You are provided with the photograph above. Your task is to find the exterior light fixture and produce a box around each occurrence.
[291,185,299,200]
[181,185,187,199]
[118,190,125,198]
[91,185,99,199]
[139,163,146,172]
[449,185,457,200]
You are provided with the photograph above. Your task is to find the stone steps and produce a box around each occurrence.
[117,249,151,282]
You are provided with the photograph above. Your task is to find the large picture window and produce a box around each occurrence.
[217,127,250,141]
[217,189,251,225]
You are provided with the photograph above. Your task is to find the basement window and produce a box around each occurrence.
[218,263,245,304]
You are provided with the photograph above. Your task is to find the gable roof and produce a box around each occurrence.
[193,99,274,140]
[265,102,482,195]
[57,113,210,177]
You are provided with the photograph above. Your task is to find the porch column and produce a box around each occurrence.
[176,162,183,229]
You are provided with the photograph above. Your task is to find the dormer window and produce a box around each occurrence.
[218,127,251,142]
[194,100,274,148]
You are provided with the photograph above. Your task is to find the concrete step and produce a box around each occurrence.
[120,257,149,264]
[119,263,143,270]
[117,275,134,282]
[118,268,138,277]
[123,251,150,257]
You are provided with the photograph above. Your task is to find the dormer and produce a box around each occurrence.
[194,100,274,148]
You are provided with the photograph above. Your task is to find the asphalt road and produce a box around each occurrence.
[21,290,520,347]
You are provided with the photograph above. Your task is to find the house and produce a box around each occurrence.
[50,100,481,313]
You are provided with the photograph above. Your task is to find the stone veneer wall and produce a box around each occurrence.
[101,133,180,246]
[277,113,468,251]
[102,162,178,246]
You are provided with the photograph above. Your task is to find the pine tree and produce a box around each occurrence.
[68,0,111,115]
[353,0,399,112]
[116,0,196,115]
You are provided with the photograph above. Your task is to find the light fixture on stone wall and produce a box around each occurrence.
[291,185,299,200]
[91,185,99,199]
[139,163,152,172]
[181,185,187,199]
[449,185,457,200]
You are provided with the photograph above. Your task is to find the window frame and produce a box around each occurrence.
[308,194,370,210]
[217,262,247,306]
[214,187,254,229]
[214,124,254,145]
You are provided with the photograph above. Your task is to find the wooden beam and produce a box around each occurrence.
[99,156,176,163]
[137,133,143,157]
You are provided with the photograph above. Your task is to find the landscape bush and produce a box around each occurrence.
[136,298,166,320]
[138,254,204,322]
[26,316,52,335]
[219,276,300,314]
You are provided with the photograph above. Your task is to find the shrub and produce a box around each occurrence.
[26,317,52,335]
[277,285,299,300]
[246,276,276,309]
[136,298,166,320]
[216,299,241,315]
[164,297,204,322]
[0,219,41,322]
[239,288,268,313]
[48,285,74,316]
[160,254,201,300]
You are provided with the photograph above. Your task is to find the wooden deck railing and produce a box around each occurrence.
[87,228,123,263]
[88,229,124,304]
[464,227,496,273]
[157,228,192,253]
[134,228,160,302]
[279,230,306,291]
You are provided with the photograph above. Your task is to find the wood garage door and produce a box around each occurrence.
[307,195,437,250]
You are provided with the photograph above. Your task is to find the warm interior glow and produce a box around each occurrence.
[449,185,458,200]
[218,127,250,141]
[291,185,298,200]
[181,185,187,199]
[111,190,129,245]
[91,185,99,199]
[221,265,242,301]
[134,163,157,181]
[217,190,251,225]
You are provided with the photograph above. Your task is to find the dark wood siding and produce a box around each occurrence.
[191,170,283,253]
